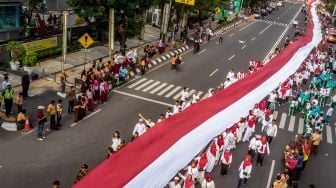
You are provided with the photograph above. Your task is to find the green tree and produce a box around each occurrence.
[67,0,156,51]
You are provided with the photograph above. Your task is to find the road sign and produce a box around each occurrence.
[175,0,195,6]
[215,7,221,14]
[78,33,94,49]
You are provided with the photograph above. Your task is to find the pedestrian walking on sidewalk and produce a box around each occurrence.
[21,71,30,99]
[67,86,76,114]
[47,100,57,130]
[56,99,63,128]
[36,106,47,141]
[15,92,23,114]
[3,83,14,117]
[219,35,223,44]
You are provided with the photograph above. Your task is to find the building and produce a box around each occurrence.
[0,0,23,42]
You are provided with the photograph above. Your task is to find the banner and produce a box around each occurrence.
[23,37,58,51]
[175,0,195,6]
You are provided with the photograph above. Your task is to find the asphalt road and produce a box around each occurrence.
[1,2,335,188]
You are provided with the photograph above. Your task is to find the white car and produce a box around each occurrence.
[277,1,284,7]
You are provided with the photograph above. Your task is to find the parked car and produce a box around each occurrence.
[266,7,272,14]
[253,11,261,19]
[277,1,284,7]
[270,2,277,10]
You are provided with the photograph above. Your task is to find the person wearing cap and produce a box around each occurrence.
[132,119,147,136]
[36,106,47,141]
[3,83,14,117]
[201,173,215,188]
[168,176,182,188]
[74,164,89,184]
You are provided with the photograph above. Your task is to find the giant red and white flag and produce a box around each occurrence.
[74,1,322,187]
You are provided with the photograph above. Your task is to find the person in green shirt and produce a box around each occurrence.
[3,83,14,117]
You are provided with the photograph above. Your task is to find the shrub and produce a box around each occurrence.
[22,51,38,67]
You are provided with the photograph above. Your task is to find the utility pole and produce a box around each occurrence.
[160,0,172,42]
[61,11,68,73]
[108,8,115,60]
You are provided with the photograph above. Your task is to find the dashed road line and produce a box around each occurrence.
[241,45,247,50]
[197,49,207,54]
[259,24,272,35]
[251,37,256,41]
[229,33,234,37]
[228,55,235,61]
[209,68,219,77]
[239,21,255,31]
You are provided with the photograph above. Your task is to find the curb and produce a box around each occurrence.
[213,20,243,36]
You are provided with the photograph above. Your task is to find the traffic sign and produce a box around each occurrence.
[215,7,221,14]
[78,33,94,49]
[175,0,195,6]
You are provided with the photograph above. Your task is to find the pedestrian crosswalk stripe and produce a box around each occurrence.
[152,60,157,65]
[157,58,162,63]
[298,118,304,134]
[136,68,141,73]
[170,52,175,56]
[273,111,278,120]
[157,84,175,96]
[128,78,147,89]
[189,89,196,96]
[161,56,167,60]
[173,89,183,100]
[166,54,171,58]
[279,113,287,129]
[142,81,161,92]
[165,86,182,98]
[288,115,295,132]
[150,83,167,94]
[326,125,333,144]
[202,93,209,100]
[135,80,154,90]
[196,91,203,97]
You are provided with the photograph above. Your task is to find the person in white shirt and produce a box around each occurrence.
[111,131,121,152]
[166,107,173,118]
[173,101,181,114]
[266,120,277,144]
[157,114,165,123]
[226,69,235,81]
[138,113,155,128]
[220,149,232,176]
[207,88,215,98]
[181,87,189,102]
[201,174,215,188]
[206,143,219,172]
[256,136,270,166]
[132,119,147,136]
[248,135,260,159]
[237,70,245,80]
[237,118,246,143]
[192,94,200,104]
[186,160,199,181]
[168,176,182,188]
[237,155,252,188]
[177,173,195,188]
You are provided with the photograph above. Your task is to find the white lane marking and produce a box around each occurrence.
[288,115,295,132]
[251,37,256,41]
[228,55,235,61]
[134,80,154,90]
[326,125,333,144]
[173,89,183,100]
[83,109,102,120]
[241,45,247,50]
[165,86,182,98]
[202,93,209,100]
[113,90,173,107]
[298,118,304,134]
[229,33,234,37]
[259,24,272,35]
[263,4,302,62]
[266,160,276,188]
[142,81,161,92]
[196,91,203,97]
[0,165,2,168]
[197,49,207,54]
[157,85,175,96]
[23,128,36,135]
[273,111,278,120]
[239,21,255,31]
[127,78,147,89]
[209,68,219,77]
[279,113,287,129]
[189,89,196,96]
[70,109,102,127]
[150,83,167,94]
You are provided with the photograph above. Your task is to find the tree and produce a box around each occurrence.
[67,0,156,51]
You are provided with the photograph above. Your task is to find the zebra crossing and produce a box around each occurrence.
[255,19,290,27]
[273,110,336,144]
[126,78,209,100]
